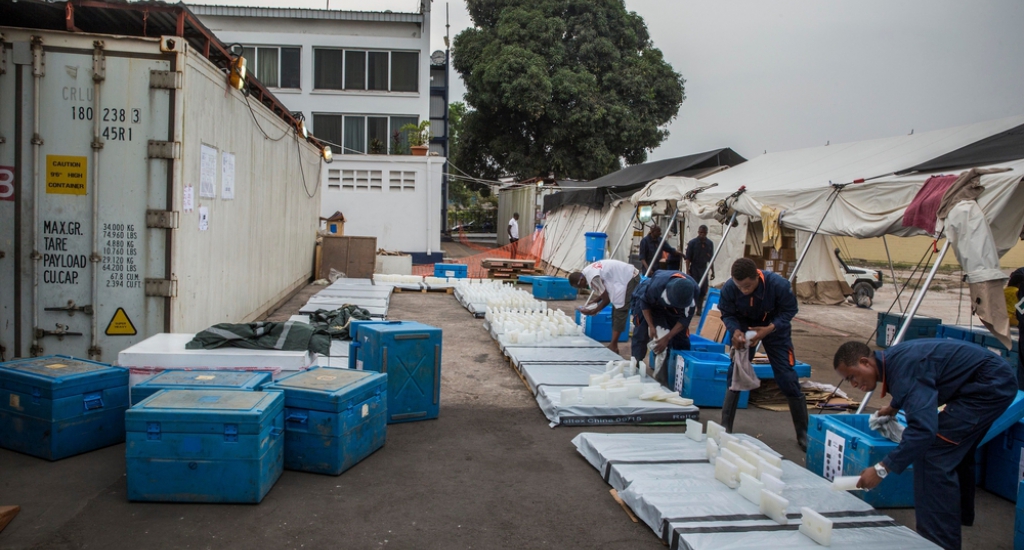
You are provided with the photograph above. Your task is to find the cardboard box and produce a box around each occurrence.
[700,309,727,343]
[746,256,766,269]
[781,248,798,261]
[782,236,797,249]
[764,260,776,272]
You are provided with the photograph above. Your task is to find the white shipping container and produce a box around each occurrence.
[0,26,323,362]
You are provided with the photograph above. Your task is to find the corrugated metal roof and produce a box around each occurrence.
[187,4,424,23]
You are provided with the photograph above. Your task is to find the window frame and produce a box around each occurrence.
[312,47,419,93]
[242,44,301,90]
[313,113,423,155]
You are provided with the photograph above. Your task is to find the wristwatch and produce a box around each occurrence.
[874,463,888,479]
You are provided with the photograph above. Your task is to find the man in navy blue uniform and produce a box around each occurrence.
[631,270,697,385]
[638,225,680,275]
[718,258,807,449]
[1009,267,1024,389]
[834,339,1016,550]
[684,225,714,314]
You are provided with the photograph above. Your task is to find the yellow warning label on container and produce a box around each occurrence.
[195,375,216,381]
[45,363,69,369]
[105,307,137,336]
[9,394,21,409]
[45,155,88,195]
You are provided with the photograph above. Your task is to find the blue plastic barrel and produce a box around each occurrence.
[584,232,608,262]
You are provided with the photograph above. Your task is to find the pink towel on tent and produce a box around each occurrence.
[902,174,957,234]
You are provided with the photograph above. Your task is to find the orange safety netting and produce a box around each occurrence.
[412,229,546,279]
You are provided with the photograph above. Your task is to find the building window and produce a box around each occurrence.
[389,170,416,191]
[314,48,418,92]
[313,114,422,155]
[242,46,300,89]
[314,49,344,90]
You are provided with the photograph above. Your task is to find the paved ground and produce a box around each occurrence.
[0,274,1017,549]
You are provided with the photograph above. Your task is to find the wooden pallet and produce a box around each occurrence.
[482,258,536,269]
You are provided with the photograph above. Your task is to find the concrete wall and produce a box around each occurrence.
[321,155,443,260]
[833,235,1024,270]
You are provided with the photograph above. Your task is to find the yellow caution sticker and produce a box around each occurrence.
[9,394,21,409]
[195,375,216,381]
[105,307,137,336]
[45,155,88,195]
[45,363,68,369]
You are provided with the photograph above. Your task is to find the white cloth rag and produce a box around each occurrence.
[869,412,904,443]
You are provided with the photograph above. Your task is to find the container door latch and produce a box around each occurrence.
[147,422,161,441]
[224,424,238,442]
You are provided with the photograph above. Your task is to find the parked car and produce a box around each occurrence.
[834,248,884,308]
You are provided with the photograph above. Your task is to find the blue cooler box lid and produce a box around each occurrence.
[134,370,272,391]
[270,366,386,412]
[0,355,127,399]
[126,390,283,434]
[361,321,440,337]
[349,320,401,341]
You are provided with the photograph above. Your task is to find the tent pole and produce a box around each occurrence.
[881,235,904,312]
[696,211,737,289]
[644,208,679,277]
[609,206,639,260]
[787,187,843,284]
[855,240,950,414]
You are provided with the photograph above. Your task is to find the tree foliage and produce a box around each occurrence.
[452,0,685,182]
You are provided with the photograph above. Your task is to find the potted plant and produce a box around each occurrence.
[400,120,432,156]
[369,138,385,155]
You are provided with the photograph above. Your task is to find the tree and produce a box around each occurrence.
[452,0,685,182]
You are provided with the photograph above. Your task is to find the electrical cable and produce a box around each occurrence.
[243,91,291,142]
[295,128,322,199]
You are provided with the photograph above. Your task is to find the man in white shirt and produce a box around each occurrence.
[507,212,520,258]
[569,259,641,351]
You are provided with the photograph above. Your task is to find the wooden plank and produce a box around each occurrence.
[609,490,639,523]
[0,505,21,533]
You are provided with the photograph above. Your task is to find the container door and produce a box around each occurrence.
[0,40,16,362]
[4,38,174,361]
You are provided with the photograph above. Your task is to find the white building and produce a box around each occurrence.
[191,3,444,262]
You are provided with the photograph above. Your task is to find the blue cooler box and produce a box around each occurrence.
[434,263,468,279]
[671,351,749,409]
[875,312,940,348]
[575,306,629,342]
[986,419,1024,502]
[807,414,913,508]
[125,389,284,503]
[351,321,442,424]
[270,367,387,475]
[0,355,128,460]
[532,277,577,300]
[688,334,726,353]
[131,370,272,405]
[1016,481,1024,550]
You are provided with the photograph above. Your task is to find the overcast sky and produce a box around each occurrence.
[192,0,1024,163]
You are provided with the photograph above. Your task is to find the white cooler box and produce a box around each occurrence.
[117,333,315,387]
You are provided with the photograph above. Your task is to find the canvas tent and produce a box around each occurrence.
[649,115,1024,304]
[541,149,745,273]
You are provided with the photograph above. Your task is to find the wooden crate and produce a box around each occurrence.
[318,235,377,280]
